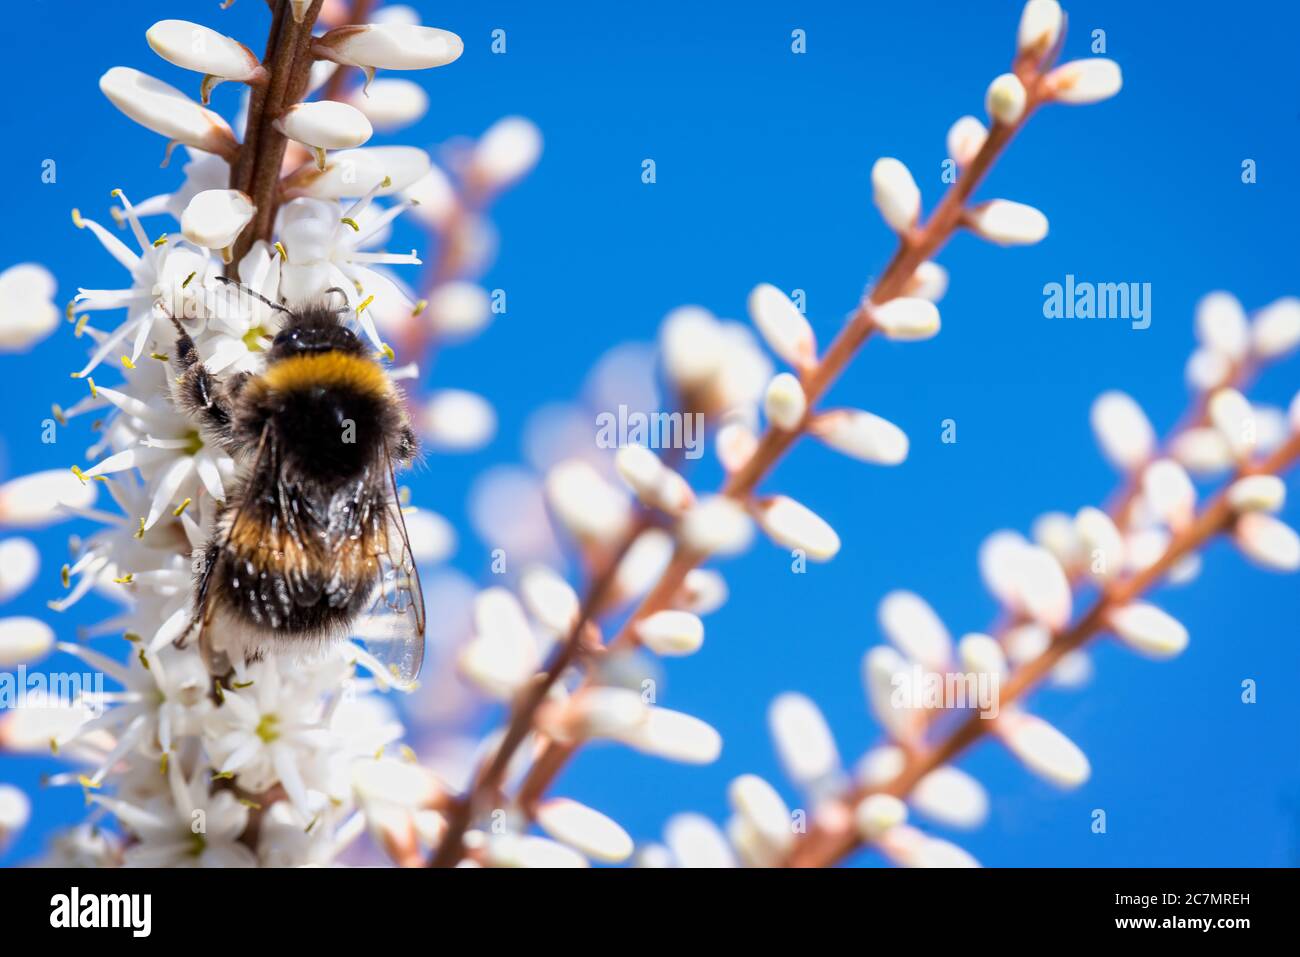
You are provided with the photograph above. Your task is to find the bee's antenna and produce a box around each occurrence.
[323,286,350,316]
[213,275,293,316]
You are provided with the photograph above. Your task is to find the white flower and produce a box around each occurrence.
[0,263,59,351]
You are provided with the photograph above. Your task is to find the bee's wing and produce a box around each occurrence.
[350,446,426,690]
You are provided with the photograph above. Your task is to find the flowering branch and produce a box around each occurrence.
[784,399,1300,868]
[428,0,1124,867]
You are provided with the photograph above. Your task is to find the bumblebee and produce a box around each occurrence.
[170,283,425,686]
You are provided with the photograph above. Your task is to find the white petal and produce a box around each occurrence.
[0,264,60,351]
[879,590,952,671]
[1046,58,1123,104]
[870,297,940,340]
[402,508,456,563]
[614,445,692,514]
[747,284,816,369]
[284,145,431,199]
[854,793,908,841]
[957,633,1006,679]
[146,20,263,81]
[0,470,98,527]
[769,692,840,786]
[863,646,911,738]
[635,610,704,656]
[871,158,921,233]
[985,73,1027,125]
[810,409,909,465]
[426,281,490,336]
[349,78,429,131]
[0,784,31,843]
[402,166,458,230]
[966,200,1048,246]
[545,459,630,544]
[660,306,725,389]
[754,496,840,560]
[470,116,543,191]
[754,383,806,452]
[946,115,987,166]
[0,617,55,668]
[1141,459,1196,529]
[458,588,538,698]
[1018,0,1063,55]
[664,813,735,868]
[1195,291,1249,361]
[1252,296,1300,360]
[617,708,722,764]
[315,23,464,71]
[274,100,373,150]
[536,799,633,863]
[1186,347,1233,392]
[1075,506,1125,580]
[1234,513,1300,572]
[996,711,1090,788]
[679,495,754,556]
[487,833,588,868]
[422,389,496,451]
[1208,388,1257,460]
[1004,622,1051,666]
[978,530,1032,605]
[680,568,729,615]
[1227,475,1285,514]
[99,67,235,156]
[0,538,39,603]
[520,565,579,634]
[905,261,949,302]
[1171,426,1233,475]
[1016,546,1073,630]
[1108,603,1189,658]
[728,775,793,852]
[911,765,989,829]
[566,687,649,739]
[180,189,255,250]
[1033,510,1082,570]
[352,757,445,807]
[614,528,674,599]
[1090,390,1155,471]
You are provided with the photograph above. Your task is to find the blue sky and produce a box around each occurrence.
[2,0,1298,866]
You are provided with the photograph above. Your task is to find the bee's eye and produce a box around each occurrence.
[272,329,294,346]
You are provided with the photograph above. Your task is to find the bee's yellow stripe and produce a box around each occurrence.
[262,351,391,399]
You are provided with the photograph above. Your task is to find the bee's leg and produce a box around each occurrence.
[394,423,419,466]
[177,539,220,650]
[169,318,249,454]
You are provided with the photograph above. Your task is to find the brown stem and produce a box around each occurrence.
[428,42,1074,865]
[229,0,326,268]
[784,430,1300,867]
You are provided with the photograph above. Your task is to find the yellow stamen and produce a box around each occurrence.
[378,342,395,362]
[381,175,392,188]
[356,294,375,313]
[173,497,192,517]
[273,241,288,261]
[65,300,76,321]
[340,217,360,232]
[114,573,135,585]
[120,355,136,370]
[60,565,70,588]
[412,298,428,317]
[151,352,169,362]
[159,752,169,775]
[70,465,88,484]
[239,798,262,810]
[78,775,102,791]
[134,517,146,539]
[124,631,141,643]
[86,377,98,398]
[74,314,89,337]
[182,270,197,288]
[137,648,149,670]
[51,404,67,426]
[71,208,84,228]
[152,233,168,247]
[110,188,122,198]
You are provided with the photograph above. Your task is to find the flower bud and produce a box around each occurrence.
[1046,58,1123,105]
[348,78,429,131]
[180,189,255,254]
[946,115,987,166]
[1108,603,1189,659]
[635,610,705,656]
[282,145,431,199]
[1090,390,1155,471]
[274,101,373,168]
[314,23,463,77]
[763,373,807,431]
[985,73,1027,125]
[870,297,940,340]
[469,116,543,192]
[965,200,1048,245]
[1017,0,1063,56]
[100,67,237,160]
[747,283,817,369]
[871,157,921,233]
[754,495,840,561]
[146,20,266,103]
[810,409,909,465]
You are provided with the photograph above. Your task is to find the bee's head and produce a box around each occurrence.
[267,303,365,361]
